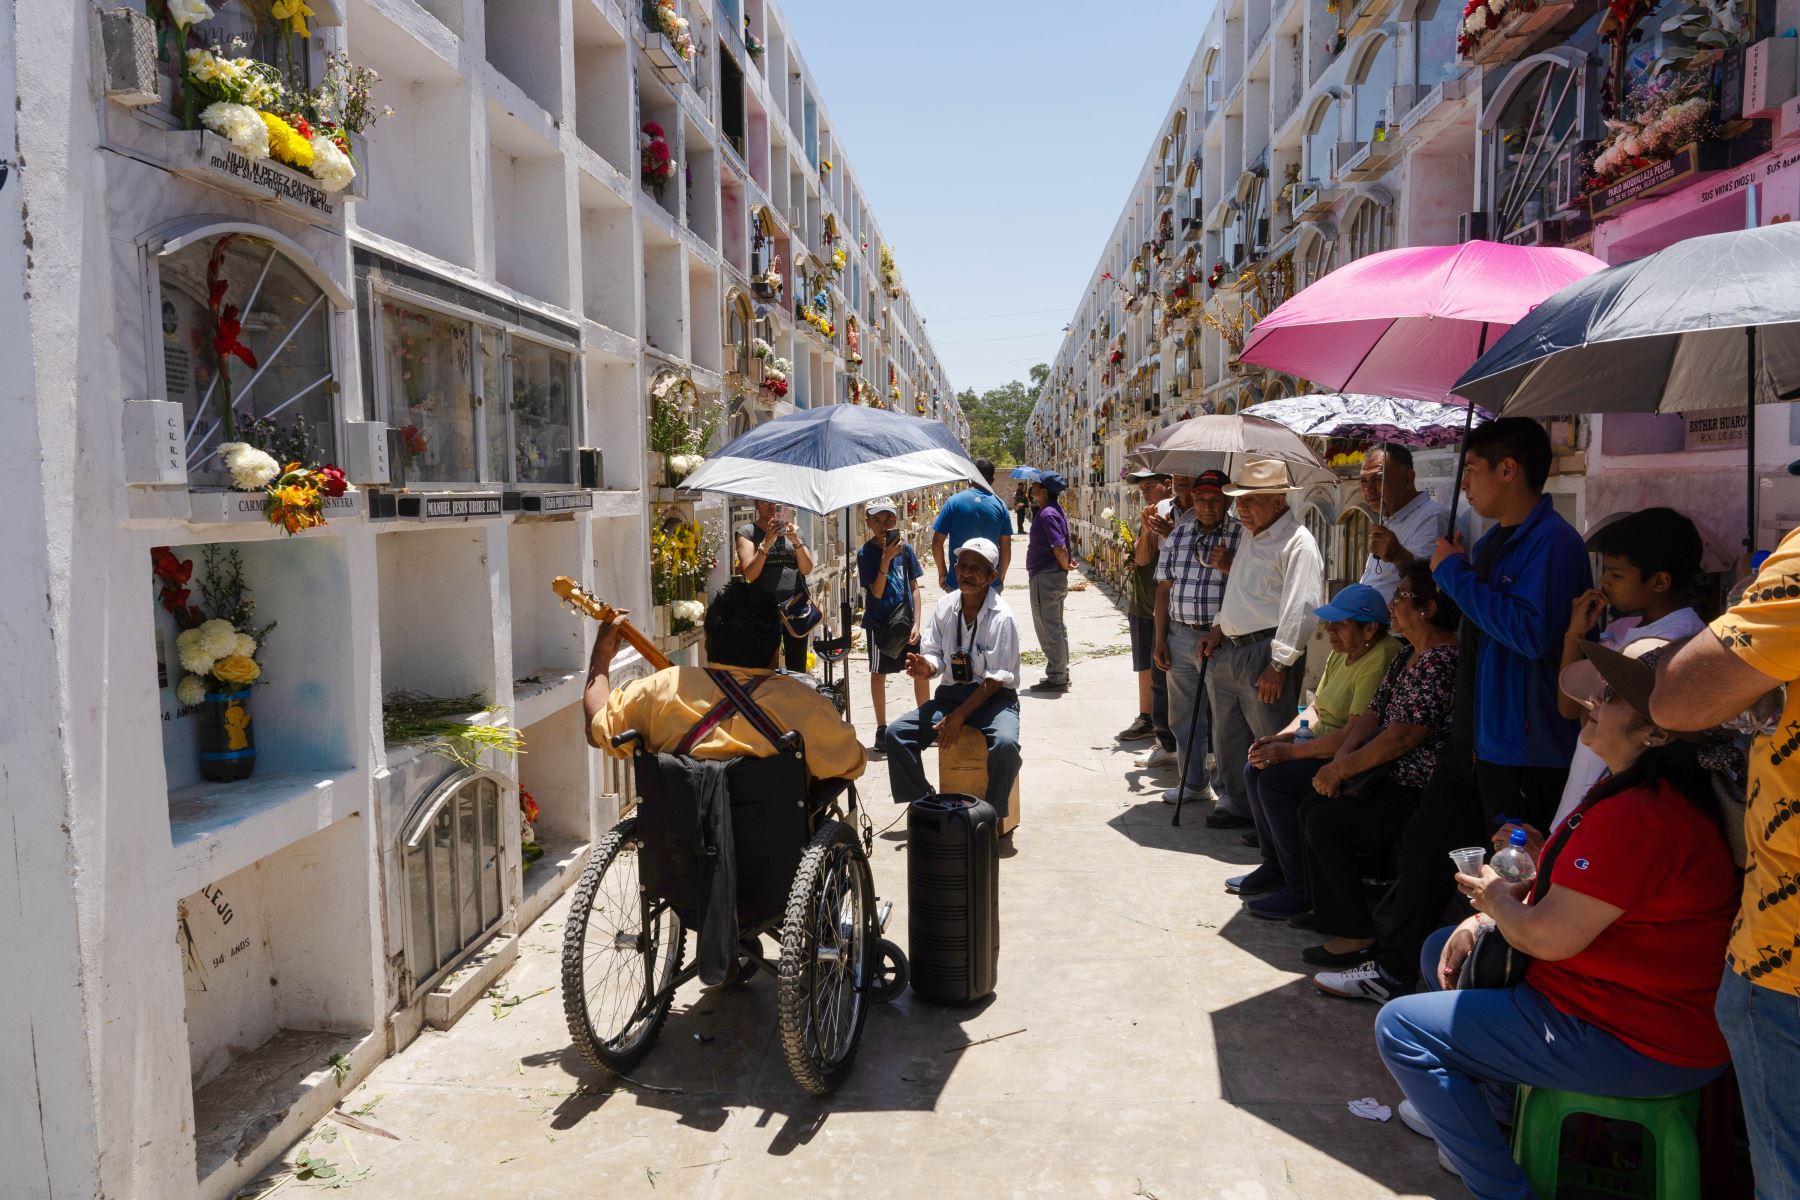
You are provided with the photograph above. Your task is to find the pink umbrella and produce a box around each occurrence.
[1238,241,1606,403]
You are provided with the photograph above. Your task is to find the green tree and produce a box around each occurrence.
[958,363,1046,466]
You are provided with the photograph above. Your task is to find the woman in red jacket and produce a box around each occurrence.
[1374,639,1743,1198]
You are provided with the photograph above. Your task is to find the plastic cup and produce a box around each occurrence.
[1449,847,1488,877]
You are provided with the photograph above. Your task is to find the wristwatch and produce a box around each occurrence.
[1272,661,1292,673]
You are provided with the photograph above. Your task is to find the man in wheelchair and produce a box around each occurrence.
[583,579,865,784]
[886,537,1023,822]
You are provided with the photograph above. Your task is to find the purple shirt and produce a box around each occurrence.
[1026,502,1069,577]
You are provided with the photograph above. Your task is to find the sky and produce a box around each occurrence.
[781,0,1215,397]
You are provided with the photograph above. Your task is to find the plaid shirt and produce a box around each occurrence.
[1154,506,1242,626]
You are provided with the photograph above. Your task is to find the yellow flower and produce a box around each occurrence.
[212,654,262,684]
[272,0,314,36]
[260,111,314,168]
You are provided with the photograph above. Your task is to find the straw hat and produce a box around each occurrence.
[1223,457,1304,496]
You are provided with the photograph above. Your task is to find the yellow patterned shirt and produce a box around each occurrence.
[1712,529,1800,994]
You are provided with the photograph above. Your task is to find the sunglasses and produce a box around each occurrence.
[1572,682,1619,715]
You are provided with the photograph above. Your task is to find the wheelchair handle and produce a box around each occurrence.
[610,729,643,750]
[775,730,803,755]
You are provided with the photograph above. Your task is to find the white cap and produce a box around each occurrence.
[957,537,1000,568]
[864,496,898,516]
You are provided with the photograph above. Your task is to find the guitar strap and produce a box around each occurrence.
[674,670,788,756]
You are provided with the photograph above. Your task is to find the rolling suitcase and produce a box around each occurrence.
[906,793,999,1004]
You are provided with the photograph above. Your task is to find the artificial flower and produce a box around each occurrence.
[176,675,208,707]
[307,133,356,192]
[233,632,258,659]
[260,111,315,168]
[169,0,214,27]
[271,0,314,37]
[211,654,262,685]
[220,442,279,490]
[644,121,665,138]
[200,102,270,159]
[198,618,240,659]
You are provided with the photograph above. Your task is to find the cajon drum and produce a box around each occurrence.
[938,732,1020,835]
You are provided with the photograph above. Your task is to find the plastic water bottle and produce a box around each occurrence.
[1293,718,1313,745]
[1491,827,1537,883]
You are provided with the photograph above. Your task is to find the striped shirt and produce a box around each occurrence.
[1154,505,1242,627]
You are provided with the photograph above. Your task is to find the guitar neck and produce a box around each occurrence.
[617,618,674,672]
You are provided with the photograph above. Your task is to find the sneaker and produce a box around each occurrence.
[1117,714,1156,742]
[1302,942,1376,968]
[1313,959,1401,1003]
[1137,745,1177,769]
[1204,811,1254,830]
[873,725,888,754]
[1397,1099,1433,1140]
[1028,677,1071,694]
[1162,785,1214,805]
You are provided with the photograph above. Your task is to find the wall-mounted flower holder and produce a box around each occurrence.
[167,130,346,221]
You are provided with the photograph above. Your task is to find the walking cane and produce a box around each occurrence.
[1170,647,1211,828]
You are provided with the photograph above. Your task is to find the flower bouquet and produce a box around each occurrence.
[761,356,792,398]
[879,244,902,297]
[216,441,350,534]
[670,598,705,633]
[1588,69,1717,191]
[641,121,676,195]
[154,544,271,782]
[645,0,697,64]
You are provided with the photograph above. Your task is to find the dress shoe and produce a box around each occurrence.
[1287,910,1320,931]
[1204,811,1253,830]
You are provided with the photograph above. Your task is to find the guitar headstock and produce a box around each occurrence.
[551,575,618,623]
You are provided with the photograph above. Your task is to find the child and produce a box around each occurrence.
[857,498,928,753]
[1542,506,1706,831]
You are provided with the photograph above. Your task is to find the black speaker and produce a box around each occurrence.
[906,794,999,1004]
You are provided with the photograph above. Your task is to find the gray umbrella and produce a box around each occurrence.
[1453,223,1800,547]
[1125,413,1332,483]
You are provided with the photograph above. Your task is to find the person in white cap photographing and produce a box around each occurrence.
[886,537,1024,825]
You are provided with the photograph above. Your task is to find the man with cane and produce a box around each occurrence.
[1152,469,1241,818]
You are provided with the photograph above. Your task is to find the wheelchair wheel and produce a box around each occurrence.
[778,819,874,1095]
[561,818,685,1076]
[870,938,909,1003]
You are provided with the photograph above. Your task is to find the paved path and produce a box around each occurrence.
[269,535,1459,1199]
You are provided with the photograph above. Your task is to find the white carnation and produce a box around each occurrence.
[176,675,208,707]
[200,102,269,159]
[220,442,278,490]
[198,618,239,659]
[307,134,356,194]
[672,599,705,623]
[1101,507,1116,520]
[179,644,217,676]
[233,632,258,658]
[169,0,213,27]
[668,453,704,478]
[176,628,203,656]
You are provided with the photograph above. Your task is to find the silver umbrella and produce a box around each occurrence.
[1125,413,1332,482]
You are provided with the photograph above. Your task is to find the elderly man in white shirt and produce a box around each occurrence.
[887,537,1024,823]
[1200,459,1327,829]
[1359,443,1451,603]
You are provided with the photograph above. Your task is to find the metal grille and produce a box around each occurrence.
[402,775,504,995]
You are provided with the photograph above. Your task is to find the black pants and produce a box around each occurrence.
[779,626,808,673]
[1015,507,1028,533]
[1305,782,1423,940]
[1473,760,1568,833]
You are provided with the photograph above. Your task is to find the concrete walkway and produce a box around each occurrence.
[264,535,1459,1199]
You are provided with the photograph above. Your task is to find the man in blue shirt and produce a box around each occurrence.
[932,459,1013,592]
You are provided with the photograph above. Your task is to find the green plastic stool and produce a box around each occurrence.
[1511,1085,1703,1199]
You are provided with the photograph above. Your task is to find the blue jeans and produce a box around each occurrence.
[1717,966,1800,1200]
[1375,928,1725,1200]
[1242,757,1324,910]
[1166,622,1211,798]
[886,683,1022,822]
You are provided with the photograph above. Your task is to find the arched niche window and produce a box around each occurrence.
[1303,95,1338,182]
[725,290,753,375]
[750,205,778,277]
[1296,223,1339,289]
[401,768,507,996]
[1413,0,1462,91]
[1483,52,1586,238]
[1338,505,1374,583]
[1345,195,1394,260]
[148,220,348,483]
[1348,34,1398,142]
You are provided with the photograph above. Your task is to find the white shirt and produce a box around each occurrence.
[1359,490,1453,602]
[918,586,1022,689]
[1549,606,1707,830]
[1216,508,1325,667]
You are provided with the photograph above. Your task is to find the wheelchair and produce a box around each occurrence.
[560,728,906,1095]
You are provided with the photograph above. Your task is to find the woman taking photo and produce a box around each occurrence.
[858,497,927,753]
[1373,638,1742,1198]
[1300,561,1460,969]
[1230,582,1401,920]
[735,498,815,672]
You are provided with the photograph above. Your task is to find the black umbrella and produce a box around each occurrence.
[1453,223,1800,548]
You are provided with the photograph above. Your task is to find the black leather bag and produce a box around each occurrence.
[780,582,823,637]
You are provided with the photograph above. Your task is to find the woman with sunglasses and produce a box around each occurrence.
[1372,638,1741,1196]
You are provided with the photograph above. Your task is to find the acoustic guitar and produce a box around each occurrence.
[551,575,673,672]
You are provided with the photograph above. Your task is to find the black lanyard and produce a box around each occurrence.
[956,606,980,659]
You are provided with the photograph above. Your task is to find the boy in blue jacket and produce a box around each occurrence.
[1314,418,1590,1004]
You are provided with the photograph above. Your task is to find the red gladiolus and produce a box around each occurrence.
[213,306,258,370]
[160,585,192,616]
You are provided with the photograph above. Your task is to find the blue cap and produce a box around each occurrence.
[1037,472,1069,495]
[1509,827,1529,846]
[1314,582,1391,625]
